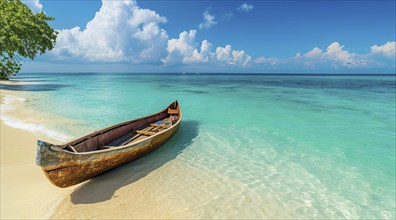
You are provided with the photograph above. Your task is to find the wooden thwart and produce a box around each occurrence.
[121,126,156,146]
[103,116,173,148]
[167,107,179,115]
[136,130,156,136]
[151,123,171,129]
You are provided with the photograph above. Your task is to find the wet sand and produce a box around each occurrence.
[0,85,75,219]
[0,120,76,219]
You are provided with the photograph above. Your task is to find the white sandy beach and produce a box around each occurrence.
[0,85,75,219]
[0,120,76,219]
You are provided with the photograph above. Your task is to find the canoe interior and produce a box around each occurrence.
[58,101,180,153]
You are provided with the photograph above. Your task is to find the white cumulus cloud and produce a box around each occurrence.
[215,45,232,62]
[198,9,217,29]
[297,42,365,67]
[370,41,395,58]
[324,42,358,66]
[215,45,251,66]
[304,47,323,58]
[279,41,395,69]
[162,30,198,64]
[163,30,251,66]
[191,40,214,63]
[23,0,43,13]
[237,3,254,12]
[254,57,278,65]
[52,0,168,63]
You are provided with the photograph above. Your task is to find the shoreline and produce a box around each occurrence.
[0,85,187,219]
[0,118,77,219]
[0,82,74,143]
[1,85,77,219]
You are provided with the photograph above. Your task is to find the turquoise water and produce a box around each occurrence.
[3,73,396,218]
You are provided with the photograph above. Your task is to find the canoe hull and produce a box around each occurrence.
[37,121,180,188]
[36,101,182,188]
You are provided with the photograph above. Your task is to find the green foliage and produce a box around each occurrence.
[0,0,58,80]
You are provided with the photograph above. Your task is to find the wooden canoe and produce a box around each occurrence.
[36,101,182,188]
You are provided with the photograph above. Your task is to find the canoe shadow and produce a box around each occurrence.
[69,120,199,204]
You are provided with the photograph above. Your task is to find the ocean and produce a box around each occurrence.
[1,73,395,218]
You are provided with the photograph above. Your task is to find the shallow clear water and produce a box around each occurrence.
[2,73,396,218]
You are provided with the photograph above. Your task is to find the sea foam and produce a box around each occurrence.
[1,94,73,142]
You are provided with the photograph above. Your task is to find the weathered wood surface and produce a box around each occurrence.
[36,101,181,188]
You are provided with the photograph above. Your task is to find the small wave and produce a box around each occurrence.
[1,94,73,142]
[1,94,26,111]
[1,114,73,142]
[3,94,27,103]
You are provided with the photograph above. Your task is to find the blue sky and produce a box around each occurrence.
[22,0,396,73]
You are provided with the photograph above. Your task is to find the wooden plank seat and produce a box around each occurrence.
[101,117,173,149]
[151,123,171,129]
[123,117,175,145]
[168,107,179,115]
[101,126,154,149]
[167,103,180,115]
[136,130,156,136]
[122,125,164,145]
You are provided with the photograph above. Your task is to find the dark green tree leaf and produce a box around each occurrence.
[0,0,58,80]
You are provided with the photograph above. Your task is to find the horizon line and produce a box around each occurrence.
[17,72,396,76]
